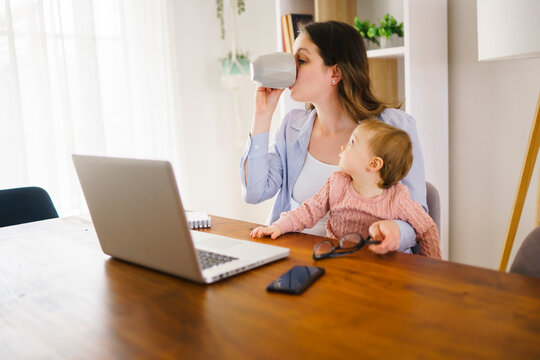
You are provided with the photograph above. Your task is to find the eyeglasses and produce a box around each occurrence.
[312,233,381,260]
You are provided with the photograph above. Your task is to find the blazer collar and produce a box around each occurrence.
[291,108,316,131]
[292,109,316,150]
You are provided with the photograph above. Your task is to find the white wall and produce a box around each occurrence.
[448,0,540,269]
[169,0,277,225]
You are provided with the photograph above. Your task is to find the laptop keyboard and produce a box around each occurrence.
[196,249,238,270]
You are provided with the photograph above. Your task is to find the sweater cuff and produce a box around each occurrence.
[273,216,294,234]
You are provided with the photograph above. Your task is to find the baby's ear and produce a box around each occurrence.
[367,157,384,172]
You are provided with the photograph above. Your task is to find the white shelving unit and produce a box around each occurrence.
[367,46,405,58]
[275,0,449,259]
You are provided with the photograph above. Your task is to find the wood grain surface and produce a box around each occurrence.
[1,215,539,359]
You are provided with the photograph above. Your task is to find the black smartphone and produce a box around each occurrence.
[266,265,325,295]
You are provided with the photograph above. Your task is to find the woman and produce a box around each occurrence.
[240,21,427,255]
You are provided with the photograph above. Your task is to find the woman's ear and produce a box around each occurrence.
[330,64,342,84]
[367,157,384,172]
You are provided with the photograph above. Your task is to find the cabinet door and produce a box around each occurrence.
[315,0,356,24]
[369,58,400,108]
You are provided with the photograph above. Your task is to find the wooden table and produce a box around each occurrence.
[1,216,539,359]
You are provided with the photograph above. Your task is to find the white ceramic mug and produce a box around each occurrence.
[250,52,296,89]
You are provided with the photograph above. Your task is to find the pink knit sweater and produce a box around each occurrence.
[274,172,442,259]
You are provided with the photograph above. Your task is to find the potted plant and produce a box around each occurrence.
[216,0,250,89]
[354,14,404,49]
[376,14,404,48]
[353,17,380,49]
[220,51,250,76]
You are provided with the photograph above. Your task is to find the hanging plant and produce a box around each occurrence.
[216,0,246,39]
[220,51,250,76]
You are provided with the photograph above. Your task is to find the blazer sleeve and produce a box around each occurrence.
[240,113,290,204]
[273,175,331,234]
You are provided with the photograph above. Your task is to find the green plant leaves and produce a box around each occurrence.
[354,14,403,44]
[220,51,249,61]
[216,0,246,39]
[378,13,403,39]
[216,0,224,39]
[354,16,379,46]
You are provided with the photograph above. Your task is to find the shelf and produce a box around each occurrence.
[367,46,405,59]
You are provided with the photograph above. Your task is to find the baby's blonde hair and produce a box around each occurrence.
[358,118,413,189]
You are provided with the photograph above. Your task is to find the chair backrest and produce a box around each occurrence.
[412,181,440,255]
[509,226,540,278]
[425,181,441,234]
[0,187,59,227]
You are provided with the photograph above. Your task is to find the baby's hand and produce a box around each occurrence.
[250,225,283,240]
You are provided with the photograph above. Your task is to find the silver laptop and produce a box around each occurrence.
[72,154,289,284]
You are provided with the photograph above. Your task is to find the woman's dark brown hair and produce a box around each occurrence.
[299,21,387,121]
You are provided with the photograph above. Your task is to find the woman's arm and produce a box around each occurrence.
[240,125,285,204]
[244,87,285,184]
[240,88,286,204]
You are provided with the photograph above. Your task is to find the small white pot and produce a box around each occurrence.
[363,38,378,50]
[379,34,404,48]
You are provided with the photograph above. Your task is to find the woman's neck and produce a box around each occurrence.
[350,174,384,199]
[313,96,356,134]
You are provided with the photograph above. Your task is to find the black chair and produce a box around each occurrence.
[509,226,540,278]
[0,187,59,227]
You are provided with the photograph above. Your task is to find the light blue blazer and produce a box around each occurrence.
[240,108,427,252]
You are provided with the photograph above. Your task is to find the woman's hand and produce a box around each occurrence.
[368,220,401,255]
[255,87,285,114]
[250,225,283,240]
[251,87,285,135]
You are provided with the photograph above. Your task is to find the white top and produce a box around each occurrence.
[291,152,339,236]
